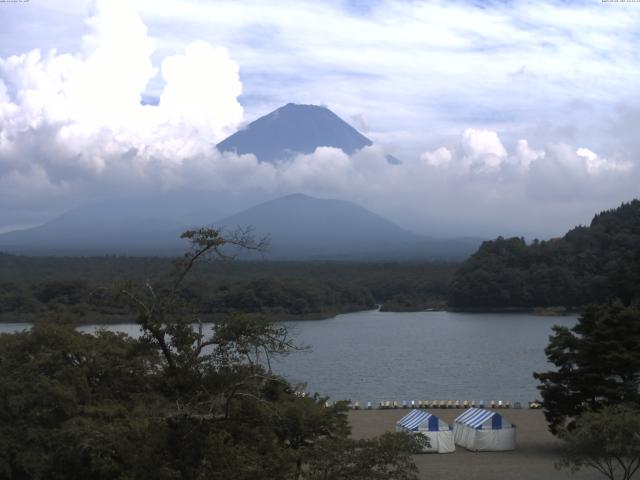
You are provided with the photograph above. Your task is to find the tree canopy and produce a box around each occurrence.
[449,200,640,309]
[557,404,640,480]
[0,227,424,480]
[533,300,640,434]
[0,253,455,323]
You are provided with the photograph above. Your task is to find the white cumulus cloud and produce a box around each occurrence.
[159,41,243,141]
[461,129,508,174]
[513,139,545,170]
[576,147,631,176]
[0,0,639,239]
[421,146,452,167]
[0,0,243,176]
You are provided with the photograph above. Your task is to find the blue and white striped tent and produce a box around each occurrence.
[453,408,516,451]
[396,410,455,453]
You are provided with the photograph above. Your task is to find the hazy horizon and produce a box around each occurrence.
[1,1,640,240]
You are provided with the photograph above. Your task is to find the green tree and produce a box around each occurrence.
[609,252,640,307]
[557,404,640,480]
[0,322,166,479]
[0,227,422,480]
[305,433,427,480]
[449,199,640,309]
[534,301,640,433]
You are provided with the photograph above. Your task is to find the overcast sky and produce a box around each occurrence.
[1,0,639,237]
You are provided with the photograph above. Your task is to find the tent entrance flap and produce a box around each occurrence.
[492,414,501,430]
[428,414,438,432]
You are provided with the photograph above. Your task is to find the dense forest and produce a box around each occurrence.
[0,254,456,323]
[5,199,639,319]
[0,229,425,479]
[448,200,640,309]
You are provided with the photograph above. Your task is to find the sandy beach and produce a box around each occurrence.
[349,409,602,480]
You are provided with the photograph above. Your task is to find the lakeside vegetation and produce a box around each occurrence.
[3,200,640,323]
[448,200,640,310]
[0,228,426,479]
[532,248,640,479]
[1,203,639,478]
[0,254,457,323]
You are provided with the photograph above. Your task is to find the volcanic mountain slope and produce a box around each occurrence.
[0,104,480,257]
[0,192,480,259]
[216,193,479,260]
[217,103,400,164]
[0,191,232,255]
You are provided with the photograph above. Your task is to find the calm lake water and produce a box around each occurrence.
[0,310,577,404]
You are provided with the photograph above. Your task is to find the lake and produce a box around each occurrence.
[0,310,576,405]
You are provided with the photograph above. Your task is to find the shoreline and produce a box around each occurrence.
[0,305,580,325]
[445,306,581,316]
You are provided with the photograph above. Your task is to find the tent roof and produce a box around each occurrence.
[397,409,440,431]
[454,408,503,429]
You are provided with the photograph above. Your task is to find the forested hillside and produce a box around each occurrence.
[0,256,456,322]
[448,200,640,309]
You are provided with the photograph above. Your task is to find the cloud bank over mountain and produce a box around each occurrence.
[0,0,247,227]
[0,0,639,238]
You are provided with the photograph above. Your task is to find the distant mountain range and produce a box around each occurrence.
[0,103,478,259]
[0,190,240,256]
[218,103,401,164]
[0,193,481,259]
[216,193,479,260]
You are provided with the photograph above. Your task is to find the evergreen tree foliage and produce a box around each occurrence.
[534,301,640,434]
[449,200,640,308]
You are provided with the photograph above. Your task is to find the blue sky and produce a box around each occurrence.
[0,0,639,236]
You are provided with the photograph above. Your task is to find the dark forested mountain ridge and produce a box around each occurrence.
[448,200,640,309]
